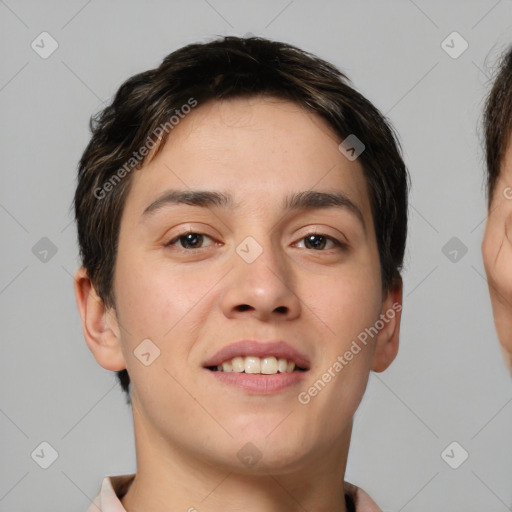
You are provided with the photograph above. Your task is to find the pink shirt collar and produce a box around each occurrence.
[87,474,382,512]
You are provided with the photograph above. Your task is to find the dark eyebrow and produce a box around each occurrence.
[141,189,366,231]
[142,190,233,216]
[283,190,366,232]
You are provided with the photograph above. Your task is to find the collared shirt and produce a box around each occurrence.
[86,474,382,512]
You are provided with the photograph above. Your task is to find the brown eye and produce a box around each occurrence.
[166,232,214,250]
[296,233,346,251]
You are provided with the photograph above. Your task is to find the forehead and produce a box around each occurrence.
[123,96,373,223]
[160,96,344,170]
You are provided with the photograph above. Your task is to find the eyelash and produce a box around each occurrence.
[164,230,348,252]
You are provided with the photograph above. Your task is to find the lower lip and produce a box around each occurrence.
[205,369,307,394]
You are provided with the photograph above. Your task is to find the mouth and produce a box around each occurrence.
[206,355,308,374]
[202,340,311,391]
[203,339,310,373]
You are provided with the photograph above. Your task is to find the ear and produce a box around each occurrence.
[73,267,126,371]
[371,277,403,372]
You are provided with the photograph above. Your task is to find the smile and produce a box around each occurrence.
[207,355,307,374]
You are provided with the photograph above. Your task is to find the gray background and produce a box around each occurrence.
[1,0,512,510]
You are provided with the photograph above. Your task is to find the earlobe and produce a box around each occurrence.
[73,267,126,371]
[371,278,403,373]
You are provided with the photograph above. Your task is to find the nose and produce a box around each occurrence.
[219,236,302,322]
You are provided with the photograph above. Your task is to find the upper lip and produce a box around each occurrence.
[202,340,311,370]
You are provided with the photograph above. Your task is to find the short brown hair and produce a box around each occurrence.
[73,35,409,403]
[484,45,512,207]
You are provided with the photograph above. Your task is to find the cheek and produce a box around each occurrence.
[305,272,379,417]
[112,256,209,397]
[314,262,382,335]
[114,252,209,338]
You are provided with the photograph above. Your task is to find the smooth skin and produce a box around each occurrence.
[74,96,402,512]
[482,139,512,370]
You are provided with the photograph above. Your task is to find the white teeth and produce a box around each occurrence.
[261,356,277,374]
[213,355,301,374]
[245,356,260,374]
[231,356,245,372]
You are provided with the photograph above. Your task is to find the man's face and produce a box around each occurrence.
[105,96,400,471]
[483,139,512,369]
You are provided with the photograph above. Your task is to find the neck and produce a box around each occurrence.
[121,400,352,512]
